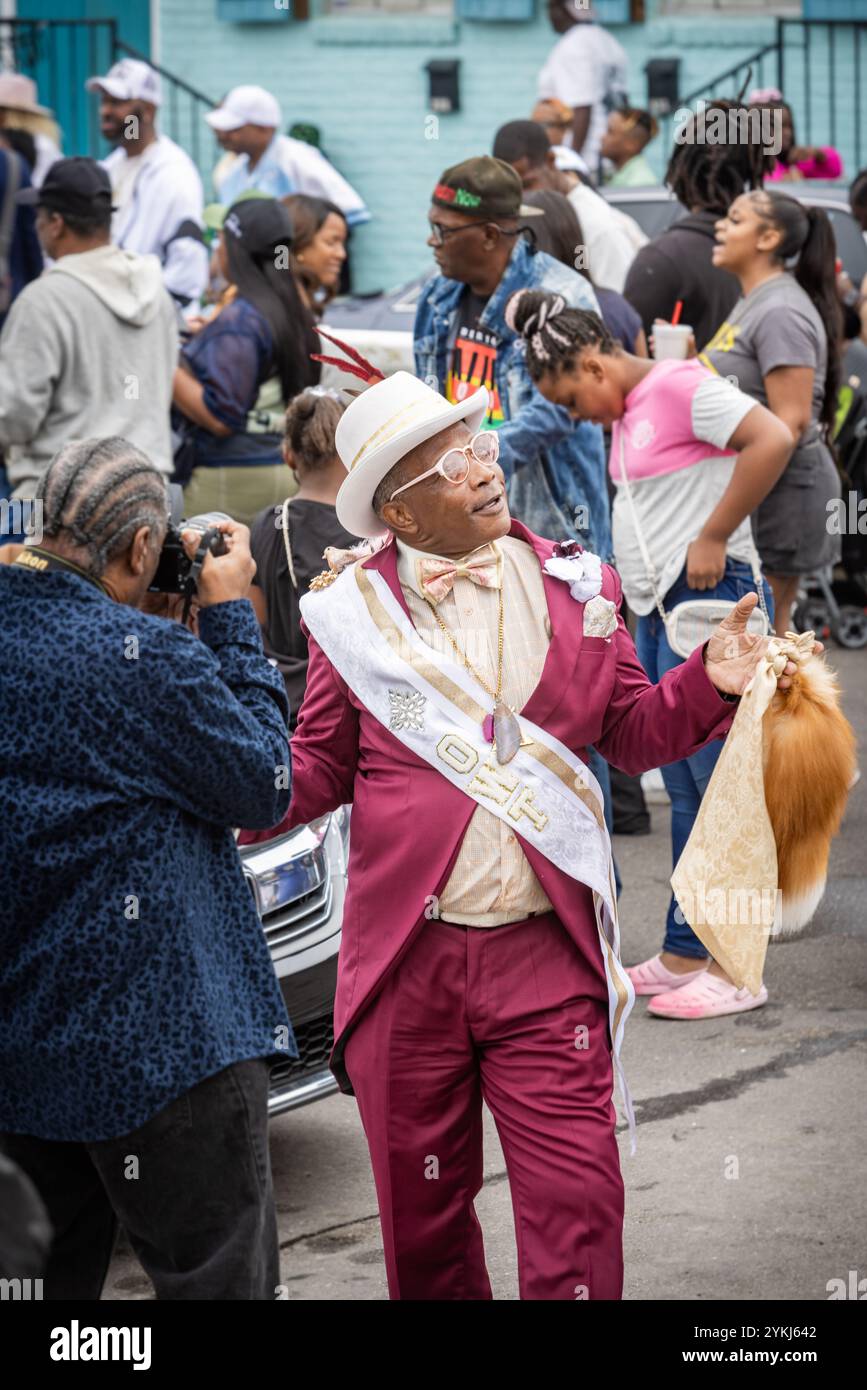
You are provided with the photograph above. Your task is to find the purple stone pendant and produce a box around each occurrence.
[492,701,521,765]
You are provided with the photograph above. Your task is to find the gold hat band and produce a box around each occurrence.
[350,397,451,471]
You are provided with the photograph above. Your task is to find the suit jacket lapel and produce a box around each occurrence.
[361,535,413,622]
[508,520,585,729]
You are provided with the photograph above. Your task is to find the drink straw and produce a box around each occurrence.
[671,300,683,326]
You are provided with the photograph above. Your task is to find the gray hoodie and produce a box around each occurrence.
[0,244,178,497]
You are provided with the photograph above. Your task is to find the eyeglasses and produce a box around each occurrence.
[388,431,500,502]
[428,219,489,247]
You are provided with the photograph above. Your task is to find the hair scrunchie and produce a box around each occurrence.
[503,287,532,334]
[536,294,566,334]
[505,289,570,350]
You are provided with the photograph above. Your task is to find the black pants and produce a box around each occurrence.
[0,1058,279,1300]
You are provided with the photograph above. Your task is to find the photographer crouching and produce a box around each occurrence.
[0,436,295,1300]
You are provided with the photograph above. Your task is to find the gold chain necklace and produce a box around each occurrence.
[424,581,504,703]
[423,582,521,764]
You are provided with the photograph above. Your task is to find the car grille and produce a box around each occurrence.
[252,872,334,951]
[270,1013,335,1087]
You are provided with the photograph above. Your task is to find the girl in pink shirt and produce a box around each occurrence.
[506,287,792,1019]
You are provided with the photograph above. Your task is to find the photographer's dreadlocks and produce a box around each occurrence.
[665,99,770,214]
[38,437,168,578]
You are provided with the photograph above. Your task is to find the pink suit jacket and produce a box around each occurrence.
[240,521,735,1093]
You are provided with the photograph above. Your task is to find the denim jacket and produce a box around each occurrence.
[413,238,612,559]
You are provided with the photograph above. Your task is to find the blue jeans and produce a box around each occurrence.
[634,559,774,959]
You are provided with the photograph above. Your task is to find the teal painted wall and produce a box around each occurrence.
[16,0,151,157]
[151,2,855,292]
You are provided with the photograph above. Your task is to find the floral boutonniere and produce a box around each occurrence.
[543,541,603,603]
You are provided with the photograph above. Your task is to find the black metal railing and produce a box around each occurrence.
[656,19,867,180]
[657,41,779,159]
[0,19,218,177]
[778,18,867,174]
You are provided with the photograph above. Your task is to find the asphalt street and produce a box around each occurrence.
[105,647,867,1302]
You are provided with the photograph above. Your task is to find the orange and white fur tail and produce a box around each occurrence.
[763,654,856,935]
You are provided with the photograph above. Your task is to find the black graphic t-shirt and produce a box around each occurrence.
[445,289,505,426]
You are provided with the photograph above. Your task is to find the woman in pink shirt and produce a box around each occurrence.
[749,90,843,183]
[506,287,793,1019]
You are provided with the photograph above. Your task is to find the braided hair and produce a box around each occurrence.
[37,437,168,579]
[505,288,615,383]
[666,99,769,214]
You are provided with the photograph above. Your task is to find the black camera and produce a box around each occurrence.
[149,484,231,600]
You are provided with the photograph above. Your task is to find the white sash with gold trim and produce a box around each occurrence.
[300,562,638,1152]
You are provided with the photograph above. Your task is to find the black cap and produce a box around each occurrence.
[432,156,544,222]
[16,157,113,218]
[222,196,294,255]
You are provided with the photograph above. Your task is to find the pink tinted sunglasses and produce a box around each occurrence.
[388,431,500,503]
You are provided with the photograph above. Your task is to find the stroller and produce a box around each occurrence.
[792,373,867,649]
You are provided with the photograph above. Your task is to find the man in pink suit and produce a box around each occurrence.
[240,368,805,1301]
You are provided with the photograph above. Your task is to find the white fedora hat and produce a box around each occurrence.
[335,371,488,538]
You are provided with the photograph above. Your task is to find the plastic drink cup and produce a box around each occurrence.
[652,323,693,360]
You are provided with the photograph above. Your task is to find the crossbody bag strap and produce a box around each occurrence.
[617,430,772,632]
[617,430,671,628]
[280,497,298,590]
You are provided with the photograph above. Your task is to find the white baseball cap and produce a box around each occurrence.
[205,86,282,133]
[85,59,162,106]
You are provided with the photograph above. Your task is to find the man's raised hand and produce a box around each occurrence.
[703,592,823,696]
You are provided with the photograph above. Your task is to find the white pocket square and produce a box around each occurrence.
[583,595,618,639]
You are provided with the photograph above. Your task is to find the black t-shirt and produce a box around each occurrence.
[445,288,505,426]
[250,498,358,725]
[622,210,740,352]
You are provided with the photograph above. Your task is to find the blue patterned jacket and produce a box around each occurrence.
[0,567,295,1141]
[413,238,613,560]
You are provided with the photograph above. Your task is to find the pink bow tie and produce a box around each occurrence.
[417,546,501,604]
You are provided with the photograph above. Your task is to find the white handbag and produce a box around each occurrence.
[617,433,771,659]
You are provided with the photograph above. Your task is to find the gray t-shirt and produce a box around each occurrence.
[699,273,826,443]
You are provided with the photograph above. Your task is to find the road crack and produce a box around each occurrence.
[622,1028,867,1130]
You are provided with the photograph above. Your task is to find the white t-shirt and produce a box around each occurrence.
[537,22,629,175]
[567,182,647,292]
[609,361,761,615]
[108,148,151,222]
[102,136,208,306]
